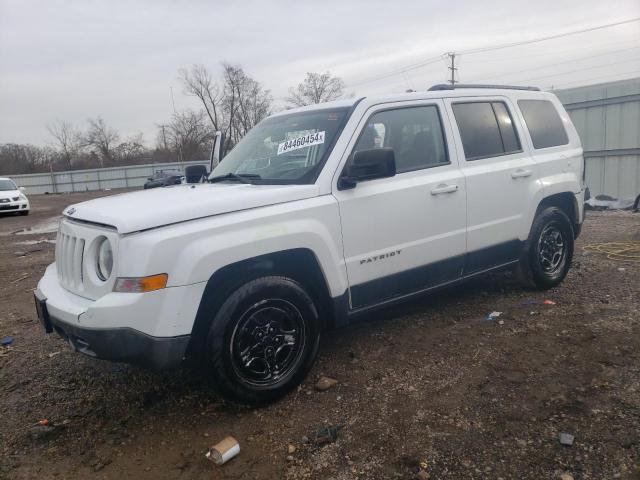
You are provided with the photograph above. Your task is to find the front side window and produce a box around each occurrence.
[518,99,569,149]
[0,179,17,191]
[452,101,521,160]
[209,108,349,184]
[352,105,448,174]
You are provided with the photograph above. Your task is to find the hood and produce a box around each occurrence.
[0,189,19,200]
[64,183,319,233]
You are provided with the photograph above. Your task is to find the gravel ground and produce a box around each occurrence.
[0,191,639,480]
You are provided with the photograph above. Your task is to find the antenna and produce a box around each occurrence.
[169,86,184,164]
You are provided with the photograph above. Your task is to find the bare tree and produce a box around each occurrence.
[179,64,224,131]
[81,117,120,167]
[222,63,272,148]
[165,110,212,162]
[46,120,79,170]
[114,133,146,164]
[286,72,345,107]
[178,63,272,152]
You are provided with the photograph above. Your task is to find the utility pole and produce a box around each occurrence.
[447,52,458,85]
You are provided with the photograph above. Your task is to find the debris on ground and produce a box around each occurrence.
[313,425,342,445]
[559,432,575,446]
[37,419,49,426]
[48,351,61,358]
[485,311,502,321]
[27,423,60,440]
[559,473,574,480]
[543,300,556,305]
[11,274,30,285]
[287,444,296,454]
[416,470,430,480]
[521,299,539,306]
[205,436,240,465]
[315,375,338,391]
[1,336,13,346]
[585,195,635,211]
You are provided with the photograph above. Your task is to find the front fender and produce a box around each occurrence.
[117,196,348,298]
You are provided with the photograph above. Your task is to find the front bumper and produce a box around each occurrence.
[36,263,207,369]
[46,312,190,369]
[0,200,29,212]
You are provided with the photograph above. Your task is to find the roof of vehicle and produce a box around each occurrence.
[273,85,554,117]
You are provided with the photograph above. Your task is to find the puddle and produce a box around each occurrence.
[14,239,56,246]
[11,217,60,236]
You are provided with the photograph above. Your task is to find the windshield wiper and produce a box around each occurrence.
[208,173,261,184]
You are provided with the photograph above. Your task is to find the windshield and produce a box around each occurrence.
[209,107,350,184]
[0,179,17,191]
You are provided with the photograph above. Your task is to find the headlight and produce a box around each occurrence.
[19,193,27,201]
[96,237,113,281]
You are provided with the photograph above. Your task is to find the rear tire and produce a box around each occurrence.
[205,276,320,405]
[518,206,574,290]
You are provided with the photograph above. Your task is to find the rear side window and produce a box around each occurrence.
[518,99,569,149]
[452,102,521,160]
[353,105,449,173]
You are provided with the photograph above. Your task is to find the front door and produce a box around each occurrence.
[333,100,467,310]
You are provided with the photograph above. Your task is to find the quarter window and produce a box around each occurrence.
[518,99,569,149]
[452,101,521,160]
[352,106,448,174]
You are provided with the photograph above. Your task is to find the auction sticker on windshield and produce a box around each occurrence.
[277,131,325,155]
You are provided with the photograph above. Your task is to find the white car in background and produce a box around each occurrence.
[0,177,30,215]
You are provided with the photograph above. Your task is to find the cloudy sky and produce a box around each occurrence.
[1,0,639,146]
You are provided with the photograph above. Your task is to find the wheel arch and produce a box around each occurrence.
[187,248,334,356]
[533,191,579,238]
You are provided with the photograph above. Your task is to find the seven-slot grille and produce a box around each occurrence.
[56,231,85,289]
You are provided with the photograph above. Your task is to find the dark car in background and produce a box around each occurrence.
[143,170,184,189]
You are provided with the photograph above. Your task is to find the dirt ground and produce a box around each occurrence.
[0,190,638,480]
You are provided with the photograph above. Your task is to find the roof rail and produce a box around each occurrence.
[428,84,540,92]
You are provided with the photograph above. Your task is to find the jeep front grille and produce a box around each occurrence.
[56,232,85,289]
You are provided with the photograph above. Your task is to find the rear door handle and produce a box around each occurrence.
[430,184,459,195]
[511,169,533,179]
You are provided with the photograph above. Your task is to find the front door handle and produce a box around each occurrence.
[430,183,459,195]
[511,169,533,179]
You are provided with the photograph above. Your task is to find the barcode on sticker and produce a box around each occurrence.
[277,131,325,155]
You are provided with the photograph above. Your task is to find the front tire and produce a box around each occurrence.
[206,276,320,404]
[518,207,574,289]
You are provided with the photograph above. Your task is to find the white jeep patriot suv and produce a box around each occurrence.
[35,85,585,403]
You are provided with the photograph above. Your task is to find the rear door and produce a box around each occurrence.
[444,96,538,273]
[333,100,467,310]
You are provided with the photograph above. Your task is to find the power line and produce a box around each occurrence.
[343,17,639,89]
[461,38,640,64]
[474,46,640,82]
[515,56,640,84]
[459,17,640,55]
[345,55,443,88]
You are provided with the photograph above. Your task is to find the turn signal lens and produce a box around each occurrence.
[114,274,168,293]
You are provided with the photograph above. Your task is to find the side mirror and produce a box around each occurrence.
[19,186,26,192]
[338,148,396,190]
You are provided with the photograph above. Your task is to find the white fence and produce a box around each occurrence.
[10,160,209,195]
